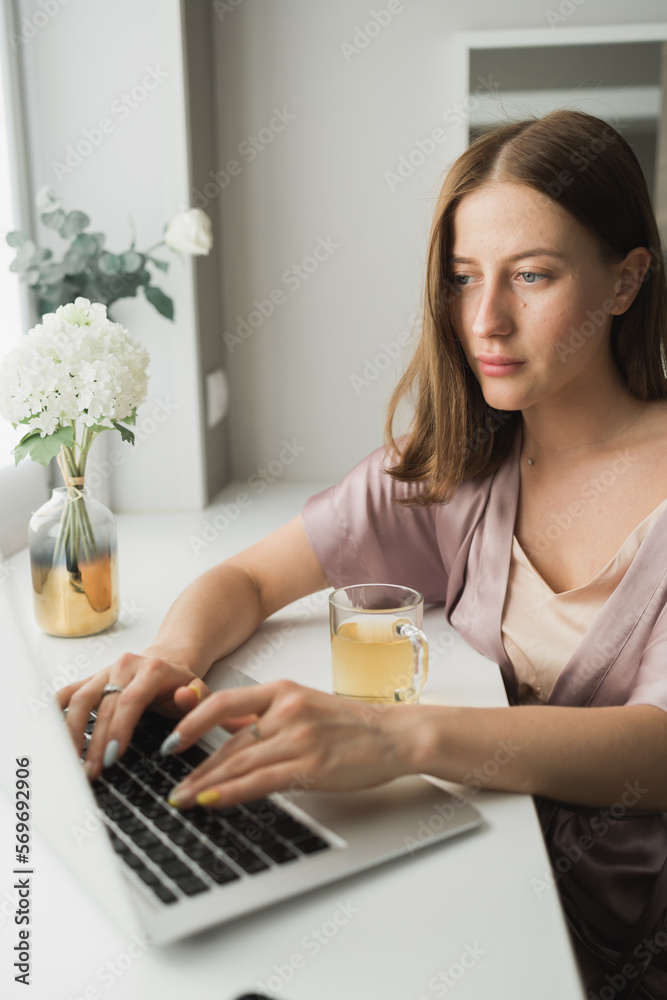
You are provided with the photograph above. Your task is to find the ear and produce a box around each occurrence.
[609,247,653,315]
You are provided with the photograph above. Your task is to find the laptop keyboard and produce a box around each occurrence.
[83,711,330,906]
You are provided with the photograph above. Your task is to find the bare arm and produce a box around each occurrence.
[58,514,330,779]
[145,514,331,676]
[158,687,667,813]
[405,702,667,810]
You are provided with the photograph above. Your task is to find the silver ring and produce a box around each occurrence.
[101,683,124,699]
[249,721,263,741]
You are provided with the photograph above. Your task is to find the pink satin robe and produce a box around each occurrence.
[301,427,667,993]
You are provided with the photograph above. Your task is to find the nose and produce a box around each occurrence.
[470,277,513,339]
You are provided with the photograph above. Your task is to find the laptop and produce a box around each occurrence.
[1,581,482,947]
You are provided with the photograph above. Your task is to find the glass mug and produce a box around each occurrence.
[329,584,428,704]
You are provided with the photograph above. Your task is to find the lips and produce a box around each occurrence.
[476,353,525,377]
[476,353,523,365]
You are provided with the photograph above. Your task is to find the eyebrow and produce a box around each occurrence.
[450,248,567,264]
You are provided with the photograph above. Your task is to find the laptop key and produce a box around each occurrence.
[138,799,166,820]
[109,832,129,854]
[179,745,208,767]
[197,853,240,885]
[258,841,298,865]
[153,813,184,833]
[131,830,161,850]
[153,884,178,904]
[221,835,269,874]
[121,851,145,870]
[117,816,145,835]
[175,875,209,896]
[119,747,142,768]
[182,840,212,861]
[165,826,195,847]
[161,859,193,880]
[145,844,179,865]
[150,775,175,797]
[292,834,330,855]
[158,755,191,779]
[136,866,161,886]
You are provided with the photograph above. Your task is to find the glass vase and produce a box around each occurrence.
[29,486,119,637]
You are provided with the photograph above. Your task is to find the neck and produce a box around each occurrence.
[520,369,646,465]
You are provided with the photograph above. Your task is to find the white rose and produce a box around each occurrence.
[163,208,213,256]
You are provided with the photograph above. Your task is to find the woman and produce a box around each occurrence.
[59,110,667,997]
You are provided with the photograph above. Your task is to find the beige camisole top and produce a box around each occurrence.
[501,497,667,705]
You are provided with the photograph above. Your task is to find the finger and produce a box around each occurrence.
[56,677,89,712]
[84,689,126,780]
[63,673,111,761]
[174,760,306,810]
[94,671,208,777]
[217,713,260,733]
[171,678,210,714]
[159,683,282,754]
[169,722,265,795]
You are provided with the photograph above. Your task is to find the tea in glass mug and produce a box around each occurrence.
[329,584,428,704]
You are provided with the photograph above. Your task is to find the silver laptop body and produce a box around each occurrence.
[1,584,482,946]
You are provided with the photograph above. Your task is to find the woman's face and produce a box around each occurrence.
[449,181,623,413]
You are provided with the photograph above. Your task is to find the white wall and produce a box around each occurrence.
[213,0,667,484]
[13,0,667,501]
[15,0,206,511]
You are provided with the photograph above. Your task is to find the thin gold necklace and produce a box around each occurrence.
[524,404,648,466]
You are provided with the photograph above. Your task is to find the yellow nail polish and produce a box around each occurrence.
[187,681,203,702]
[168,792,184,807]
[196,789,221,806]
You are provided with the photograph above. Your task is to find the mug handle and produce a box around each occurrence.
[392,619,428,702]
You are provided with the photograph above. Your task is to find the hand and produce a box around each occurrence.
[56,649,213,782]
[162,679,419,810]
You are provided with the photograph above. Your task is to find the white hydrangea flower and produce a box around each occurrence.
[0,297,149,438]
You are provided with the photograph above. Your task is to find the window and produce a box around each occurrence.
[0,1,49,558]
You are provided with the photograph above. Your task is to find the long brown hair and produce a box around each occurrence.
[384,109,667,506]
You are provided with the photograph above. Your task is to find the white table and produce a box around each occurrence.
[0,482,585,1000]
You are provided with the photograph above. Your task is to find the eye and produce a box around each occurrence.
[517,271,547,284]
[453,274,472,286]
